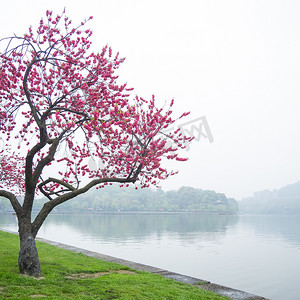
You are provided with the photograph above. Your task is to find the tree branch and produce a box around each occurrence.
[38,177,76,200]
[22,54,42,127]
[0,190,22,216]
[31,174,142,237]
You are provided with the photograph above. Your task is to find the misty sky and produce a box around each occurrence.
[1,0,300,200]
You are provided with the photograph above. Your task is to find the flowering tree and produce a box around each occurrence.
[0,10,192,277]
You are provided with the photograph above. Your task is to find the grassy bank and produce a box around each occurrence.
[0,231,228,299]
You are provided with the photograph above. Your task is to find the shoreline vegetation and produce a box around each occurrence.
[0,185,239,215]
[0,230,228,299]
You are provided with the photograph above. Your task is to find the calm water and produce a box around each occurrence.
[1,213,300,300]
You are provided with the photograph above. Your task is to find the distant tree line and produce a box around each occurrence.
[239,181,300,214]
[1,186,239,213]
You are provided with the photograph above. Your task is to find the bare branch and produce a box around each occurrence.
[38,177,76,200]
[31,175,139,237]
[0,190,22,215]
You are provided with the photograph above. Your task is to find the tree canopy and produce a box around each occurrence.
[0,10,192,276]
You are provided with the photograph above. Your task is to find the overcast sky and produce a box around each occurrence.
[1,0,300,200]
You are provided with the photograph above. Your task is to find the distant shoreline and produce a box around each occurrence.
[1,210,237,215]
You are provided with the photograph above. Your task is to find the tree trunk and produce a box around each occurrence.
[18,225,41,277]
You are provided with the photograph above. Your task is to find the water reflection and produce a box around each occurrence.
[1,213,300,249]
[1,213,300,248]
[240,214,300,248]
[41,213,239,244]
[1,212,300,300]
[0,213,18,230]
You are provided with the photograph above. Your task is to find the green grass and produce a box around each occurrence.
[0,230,229,299]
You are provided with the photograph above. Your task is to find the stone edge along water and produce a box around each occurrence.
[1,229,268,300]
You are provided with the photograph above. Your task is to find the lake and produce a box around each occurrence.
[1,213,299,300]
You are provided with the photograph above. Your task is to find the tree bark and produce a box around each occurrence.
[18,219,41,277]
